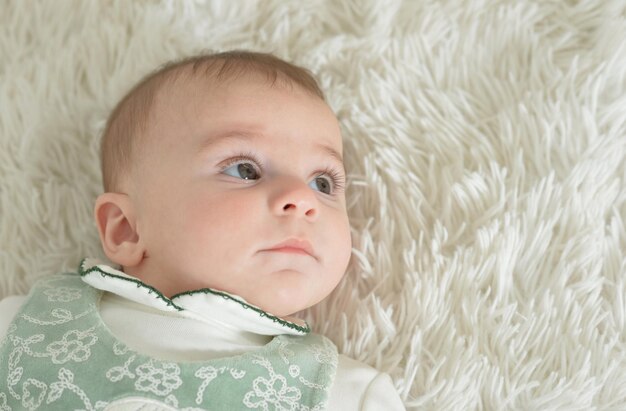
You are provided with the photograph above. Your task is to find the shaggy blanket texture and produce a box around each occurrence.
[1,1,626,409]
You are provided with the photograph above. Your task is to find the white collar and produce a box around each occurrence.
[79,258,309,337]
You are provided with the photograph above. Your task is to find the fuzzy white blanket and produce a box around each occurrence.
[1,1,625,409]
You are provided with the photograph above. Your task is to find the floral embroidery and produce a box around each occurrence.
[44,287,82,302]
[309,343,335,365]
[243,357,302,410]
[0,393,10,411]
[164,394,178,408]
[46,368,95,410]
[22,307,93,326]
[106,355,136,382]
[113,341,129,356]
[289,365,300,378]
[134,360,183,396]
[46,328,98,364]
[194,366,247,404]
[244,373,302,410]
[21,378,47,410]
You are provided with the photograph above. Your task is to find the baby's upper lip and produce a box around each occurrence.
[264,238,316,259]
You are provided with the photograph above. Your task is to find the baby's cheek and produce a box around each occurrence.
[188,196,257,252]
[329,214,352,274]
[175,201,226,250]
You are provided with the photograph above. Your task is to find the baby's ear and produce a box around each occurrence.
[94,193,144,267]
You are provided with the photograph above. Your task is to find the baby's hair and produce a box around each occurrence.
[100,50,326,192]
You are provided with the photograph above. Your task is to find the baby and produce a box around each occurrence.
[0,51,404,410]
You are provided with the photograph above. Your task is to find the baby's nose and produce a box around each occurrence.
[269,177,318,221]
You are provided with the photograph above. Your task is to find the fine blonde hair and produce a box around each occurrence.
[100,50,326,192]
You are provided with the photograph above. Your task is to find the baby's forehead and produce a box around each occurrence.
[150,71,329,125]
[149,69,333,135]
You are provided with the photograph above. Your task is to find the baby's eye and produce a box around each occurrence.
[223,162,261,180]
[309,176,332,195]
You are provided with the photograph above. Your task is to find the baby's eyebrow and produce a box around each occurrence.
[197,130,344,166]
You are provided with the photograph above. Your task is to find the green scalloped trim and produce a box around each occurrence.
[77,258,310,334]
[78,258,183,311]
[172,289,310,334]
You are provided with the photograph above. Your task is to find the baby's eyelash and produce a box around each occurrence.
[220,151,345,194]
[219,151,265,173]
[317,166,345,194]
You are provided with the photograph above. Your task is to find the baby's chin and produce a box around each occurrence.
[251,297,309,319]
[246,286,320,319]
[240,269,332,316]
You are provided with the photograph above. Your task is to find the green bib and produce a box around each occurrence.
[0,273,337,410]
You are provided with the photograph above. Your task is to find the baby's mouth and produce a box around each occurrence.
[261,238,317,260]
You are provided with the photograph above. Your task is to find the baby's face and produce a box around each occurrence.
[127,74,352,316]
